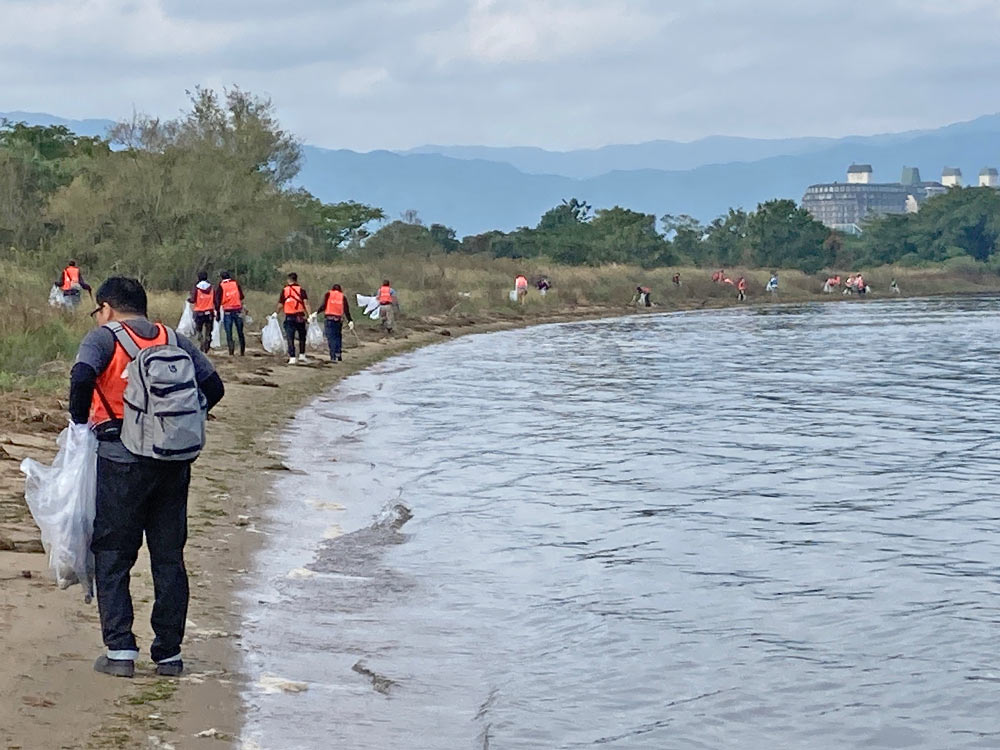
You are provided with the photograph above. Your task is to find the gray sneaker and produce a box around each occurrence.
[156,659,184,677]
[94,654,135,678]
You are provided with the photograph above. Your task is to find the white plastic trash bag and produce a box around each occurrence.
[306,313,325,348]
[508,289,518,302]
[261,313,285,354]
[356,294,381,320]
[49,286,67,308]
[211,317,222,349]
[20,424,98,601]
[177,302,196,337]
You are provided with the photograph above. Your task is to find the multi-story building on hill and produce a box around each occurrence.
[801,165,962,234]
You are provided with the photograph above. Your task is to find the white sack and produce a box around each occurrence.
[20,424,98,601]
[49,286,67,308]
[211,317,222,349]
[306,313,325,348]
[261,313,285,354]
[177,302,196,337]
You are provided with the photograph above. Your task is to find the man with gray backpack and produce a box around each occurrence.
[68,277,224,678]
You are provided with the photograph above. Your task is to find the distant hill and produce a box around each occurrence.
[399,114,1000,179]
[300,122,1000,236]
[0,111,115,139]
[7,109,1000,237]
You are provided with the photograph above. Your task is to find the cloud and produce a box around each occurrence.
[0,0,997,150]
[421,0,668,65]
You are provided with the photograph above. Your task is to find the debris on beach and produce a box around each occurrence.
[256,674,309,694]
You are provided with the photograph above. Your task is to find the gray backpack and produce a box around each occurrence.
[104,322,207,462]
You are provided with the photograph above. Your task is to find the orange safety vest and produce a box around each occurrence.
[378,285,394,305]
[515,276,528,289]
[193,285,214,313]
[737,279,747,290]
[90,323,169,426]
[283,284,305,315]
[220,279,242,311]
[61,266,80,291]
[325,289,345,317]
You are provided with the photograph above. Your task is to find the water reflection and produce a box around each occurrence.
[241,297,1000,750]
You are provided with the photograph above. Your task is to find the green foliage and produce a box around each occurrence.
[746,199,830,273]
[858,187,1000,266]
[291,191,385,254]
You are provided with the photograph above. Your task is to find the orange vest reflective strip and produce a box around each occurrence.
[193,286,214,313]
[220,279,241,311]
[378,286,394,304]
[325,290,345,317]
[283,285,305,315]
[515,276,528,289]
[90,323,169,426]
[61,266,80,291]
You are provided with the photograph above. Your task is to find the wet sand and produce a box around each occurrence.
[0,305,636,749]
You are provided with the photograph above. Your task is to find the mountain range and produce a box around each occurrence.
[5,110,1000,237]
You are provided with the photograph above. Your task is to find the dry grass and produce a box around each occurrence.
[2,254,998,394]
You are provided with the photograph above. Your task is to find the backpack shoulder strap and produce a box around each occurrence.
[104,322,141,360]
[162,325,178,347]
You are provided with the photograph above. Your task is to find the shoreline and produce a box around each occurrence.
[2,287,999,748]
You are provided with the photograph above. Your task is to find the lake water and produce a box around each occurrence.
[239,296,1000,749]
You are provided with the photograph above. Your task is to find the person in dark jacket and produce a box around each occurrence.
[70,277,224,678]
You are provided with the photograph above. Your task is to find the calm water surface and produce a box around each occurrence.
[240,297,1000,749]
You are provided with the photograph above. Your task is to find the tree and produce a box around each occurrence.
[590,207,670,266]
[46,87,305,288]
[703,209,750,267]
[661,214,705,264]
[429,223,460,253]
[291,191,384,253]
[747,199,829,273]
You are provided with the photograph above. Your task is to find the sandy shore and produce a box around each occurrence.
[0,303,644,749]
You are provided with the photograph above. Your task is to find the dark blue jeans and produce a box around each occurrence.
[325,317,343,359]
[284,317,306,357]
[222,311,245,355]
[91,456,190,662]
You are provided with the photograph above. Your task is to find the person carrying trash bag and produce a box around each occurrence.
[277,272,310,364]
[214,271,246,356]
[70,277,224,678]
[54,259,93,310]
[187,271,215,354]
[316,283,354,362]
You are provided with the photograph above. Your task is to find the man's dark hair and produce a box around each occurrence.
[198,271,208,282]
[382,279,390,286]
[332,283,342,291]
[68,259,77,267]
[288,272,298,283]
[220,270,231,280]
[96,277,148,316]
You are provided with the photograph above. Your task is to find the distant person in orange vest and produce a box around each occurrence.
[376,279,398,334]
[317,283,354,362]
[186,271,215,354]
[515,274,528,303]
[54,259,93,309]
[736,276,748,301]
[277,272,310,364]
[214,271,246,356]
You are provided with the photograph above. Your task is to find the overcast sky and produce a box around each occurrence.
[1,0,997,150]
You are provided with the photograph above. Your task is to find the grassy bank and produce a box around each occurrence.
[3,255,1000,395]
